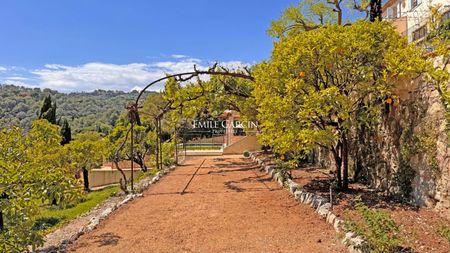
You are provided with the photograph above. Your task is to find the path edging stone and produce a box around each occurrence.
[249,152,369,253]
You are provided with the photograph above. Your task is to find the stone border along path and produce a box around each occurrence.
[36,166,175,253]
[250,152,369,253]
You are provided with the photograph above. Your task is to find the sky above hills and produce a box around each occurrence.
[0,0,360,92]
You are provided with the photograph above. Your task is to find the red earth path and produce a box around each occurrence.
[68,155,346,253]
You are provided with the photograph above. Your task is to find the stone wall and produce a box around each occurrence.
[354,78,450,216]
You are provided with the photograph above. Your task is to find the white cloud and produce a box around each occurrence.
[171,54,188,59]
[0,66,7,72]
[31,58,250,93]
[130,86,143,92]
[5,76,29,81]
[3,79,35,88]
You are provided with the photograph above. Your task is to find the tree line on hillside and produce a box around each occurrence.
[0,85,153,133]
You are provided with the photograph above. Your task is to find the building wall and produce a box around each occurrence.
[223,135,262,155]
[88,168,143,188]
[383,0,450,42]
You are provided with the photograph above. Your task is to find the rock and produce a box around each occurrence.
[305,193,314,205]
[269,169,276,178]
[100,207,113,218]
[277,177,284,186]
[289,182,300,194]
[300,192,308,203]
[326,212,336,225]
[342,232,355,244]
[348,237,369,253]
[312,196,327,209]
[316,203,331,217]
[265,165,274,173]
[294,189,303,200]
[333,218,344,231]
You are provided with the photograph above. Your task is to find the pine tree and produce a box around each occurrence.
[60,118,72,145]
[38,95,57,124]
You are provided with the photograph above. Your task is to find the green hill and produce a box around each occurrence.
[0,84,154,133]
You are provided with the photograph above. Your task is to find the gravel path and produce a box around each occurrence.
[67,155,346,253]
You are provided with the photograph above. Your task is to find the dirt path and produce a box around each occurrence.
[68,155,346,253]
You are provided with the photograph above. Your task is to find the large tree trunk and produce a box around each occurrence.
[133,155,147,172]
[114,161,129,194]
[342,134,349,190]
[0,210,4,232]
[331,144,343,189]
[82,167,90,192]
[370,0,382,22]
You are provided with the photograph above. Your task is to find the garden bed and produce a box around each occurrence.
[253,151,450,253]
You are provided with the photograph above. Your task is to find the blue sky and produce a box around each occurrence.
[0,0,360,92]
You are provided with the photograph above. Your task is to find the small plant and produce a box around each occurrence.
[275,159,293,181]
[32,217,61,231]
[345,196,401,253]
[243,150,250,157]
[437,225,450,243]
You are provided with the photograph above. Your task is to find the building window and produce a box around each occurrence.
[412,25,427,41]
[411,0,422,10]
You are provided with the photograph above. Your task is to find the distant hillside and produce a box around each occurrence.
[0,84,154,133]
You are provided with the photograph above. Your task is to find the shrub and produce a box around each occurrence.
[162,141,176,167]
[345,196,401,253]
[275,159,293,181]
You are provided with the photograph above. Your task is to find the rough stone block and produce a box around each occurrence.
[312,196,327,209]
[316,203,331,217]
[289,182,300,194]
[333,218,344,231]
[294,189,303,200]
[305,193,314,205]
[326,212,336,225]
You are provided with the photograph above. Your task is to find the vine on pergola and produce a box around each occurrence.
[114,63,254,193]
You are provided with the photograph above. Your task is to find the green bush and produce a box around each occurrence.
[345,196,400,253]
[162,141,176,167]
[243,150,250,157]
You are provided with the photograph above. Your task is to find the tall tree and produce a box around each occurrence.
[65,132,105,192]
[38,95,57,124]
[60,118,72,145]
[267,0,373,38]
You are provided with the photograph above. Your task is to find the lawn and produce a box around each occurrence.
[182,146,223,151]
[34,186,119,233]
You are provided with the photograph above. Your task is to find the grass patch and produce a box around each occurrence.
[35,186,119,234]
[437,225,450,243]
[184,146,222,151]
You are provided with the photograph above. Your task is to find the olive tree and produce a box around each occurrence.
[0,120,81,252]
